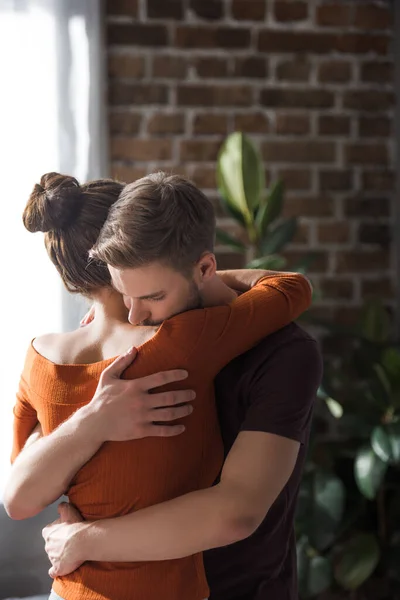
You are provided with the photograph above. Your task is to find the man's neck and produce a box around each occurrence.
[202,275,238,308]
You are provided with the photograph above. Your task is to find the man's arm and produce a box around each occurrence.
[43,338,322,576]
[4,348,193,520]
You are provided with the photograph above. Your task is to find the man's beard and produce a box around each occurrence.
[141,280,203,327]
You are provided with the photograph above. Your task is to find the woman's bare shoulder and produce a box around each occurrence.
[32,329,87,365]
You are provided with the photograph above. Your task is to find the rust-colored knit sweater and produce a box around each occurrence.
[12,274,311,600]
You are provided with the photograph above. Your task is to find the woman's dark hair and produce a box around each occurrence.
[23,172,124,295]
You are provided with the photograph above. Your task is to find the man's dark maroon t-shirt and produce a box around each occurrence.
[205,323,323,600]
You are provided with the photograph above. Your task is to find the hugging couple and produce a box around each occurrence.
[5,171,322,600]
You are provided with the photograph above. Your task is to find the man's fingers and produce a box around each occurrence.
[146,423,186,437]
[42,519,60,539]
[58,502,83,523]
[102,347,138,380]
[153,404,193,422]
[138,369,189,392]
[148,389,195,409]
[80,305,95,327]
[49,566,56,579]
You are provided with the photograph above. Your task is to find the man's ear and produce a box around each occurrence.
[193,253,216,285]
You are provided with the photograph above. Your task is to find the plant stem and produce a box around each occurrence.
[377,486,386,543]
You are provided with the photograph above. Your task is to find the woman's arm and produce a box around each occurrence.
[4,351,194,520]
[217,269,312,293]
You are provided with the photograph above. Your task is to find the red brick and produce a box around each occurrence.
[318,60,352,83]
[107,0,138,16]
[332,307,362,327]
[354,4,391,31]
[193,113,228,134]
[107,24,168,47]
[361,61,394,83]
[232,0,266,20]
[261,88,334,109]
[274,1,308,22]
[316,4,351,27]
[343,90,394,112]
[317,222,351,244]
[284,250,328,274]
[319,170,352,192]
[190,165,217,189]
[292,222,310,245]
[277,169,311,191]
[359,117,391,138]
[193,57,229,78]
[234,57,267,78]
[111,138,173,161]
[152,56,187,78]
[147,112,185,134]
[110,164,147,182]
[108,54,145,79]
[334,33,389,55]
[109,112,142,134]
[345,143,388,165]
[177,84,252,107]
[275,113,310,135]
[361,171,394,191]
[109,83,168,105]
[319,278,354,301]
[358,223,390,246]
[283,195,335,217]
[345,196,390,218]
[215,252,246,269]
[318,115,350,136]
[190,0,224,19]
[275,58,311,82]
[233,112,270,133]
[258,30,335,54]
[175,26,250,49]
[147,0,184,19]
[362,278,394,299]
[262,141,335,164]
[180,139,222,162]
[336,250,389,273]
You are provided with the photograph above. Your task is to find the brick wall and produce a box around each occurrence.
[106,0,395,325]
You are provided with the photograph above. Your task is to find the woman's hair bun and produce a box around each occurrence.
[23,172,83,233]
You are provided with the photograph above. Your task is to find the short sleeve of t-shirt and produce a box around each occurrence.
[240,338,323,444]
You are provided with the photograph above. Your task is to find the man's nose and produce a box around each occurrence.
[128,302,149,325]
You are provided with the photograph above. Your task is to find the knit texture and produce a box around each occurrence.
[12,274,311,600]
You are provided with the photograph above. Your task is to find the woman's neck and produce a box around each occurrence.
[89,288,129,327]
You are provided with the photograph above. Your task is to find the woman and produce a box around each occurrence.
[6,172,311,600]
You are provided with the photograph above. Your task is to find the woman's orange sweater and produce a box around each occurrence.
[12,273,311,600]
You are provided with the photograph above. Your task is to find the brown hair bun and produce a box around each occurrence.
[23,172,83,233]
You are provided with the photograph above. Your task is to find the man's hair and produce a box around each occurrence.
[90,172,216,275]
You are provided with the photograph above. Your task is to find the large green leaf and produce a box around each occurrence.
[297,537,332,598]
[217,132,264,226]
[381,347,400,390]
[371,423,400,464]
[215,228,246,253]
[359,299,390,344]
[354,446,387,499]
[297,470,345,552]
[246,254,287,270]
[292,252,319,275]
[261,217,298,255]
[255,180,284,237]
[219,194,247,227]
[334,533,380,591]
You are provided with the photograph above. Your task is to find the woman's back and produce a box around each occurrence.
[13,273,311,600]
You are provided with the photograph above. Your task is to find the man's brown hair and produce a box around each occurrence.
[90,172,216,275]
[23,172,124,295]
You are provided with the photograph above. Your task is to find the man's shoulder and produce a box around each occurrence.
[243,322,319,364]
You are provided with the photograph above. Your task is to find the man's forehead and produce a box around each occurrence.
[109,265,170,298]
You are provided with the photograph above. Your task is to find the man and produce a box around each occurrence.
[11,173,322,599]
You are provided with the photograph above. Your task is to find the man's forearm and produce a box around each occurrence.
[78,482,253,563]
[4,405,102,519]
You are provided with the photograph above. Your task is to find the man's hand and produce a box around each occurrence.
[43,502,87,578]
[80,305,95,327]
[88,346,195,442]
